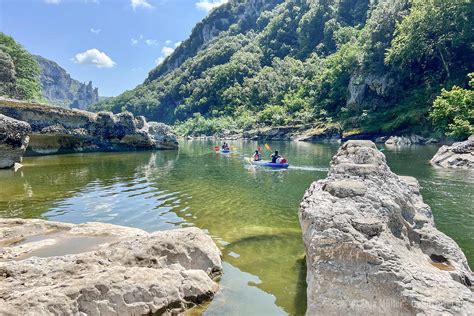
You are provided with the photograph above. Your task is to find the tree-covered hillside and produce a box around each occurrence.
[0,32,42,101]
[92,0,474,137]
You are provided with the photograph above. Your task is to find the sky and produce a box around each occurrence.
[0,0,228,96]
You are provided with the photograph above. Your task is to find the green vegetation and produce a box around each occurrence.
[91,0,473,137]
[430,73,474,140]
[0,32,42,101]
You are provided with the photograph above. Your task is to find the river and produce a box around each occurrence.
[0,140,472,316]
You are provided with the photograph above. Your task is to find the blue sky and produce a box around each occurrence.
[0,0,227,96]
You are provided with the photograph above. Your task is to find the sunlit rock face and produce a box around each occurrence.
[0,98,178,155]
[299,140,473,315]
[0,114,31,168]
[36,55,99,109]
[431,135,474,169]
[0,218,222,315]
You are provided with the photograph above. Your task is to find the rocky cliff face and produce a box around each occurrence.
[431,135,474,169]
[0,218,222,315]
[0,98,178,156]
[36,55,99,109]
[0,114,31,168]
[299,140,473,315]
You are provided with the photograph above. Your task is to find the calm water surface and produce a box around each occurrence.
[0,141,472,316]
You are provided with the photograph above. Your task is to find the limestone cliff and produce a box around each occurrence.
[36,55,99,109]
[0,98,178,157]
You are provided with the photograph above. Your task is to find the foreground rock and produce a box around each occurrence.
[0,98,178,155]
[431,135,474,169]
[299,140,473,315]
[0,114,31,169]
[0,219,222,315]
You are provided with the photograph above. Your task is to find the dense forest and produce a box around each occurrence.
[91,0,473,138]
[0,32,43,101]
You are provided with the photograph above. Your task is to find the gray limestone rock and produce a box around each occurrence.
[299,140,473,315]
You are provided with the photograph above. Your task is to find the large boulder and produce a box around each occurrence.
[299,140,473,315]
[0,114,31,168]
[0,218,222,315]
[146,122,179,149]
[431,135,474,169]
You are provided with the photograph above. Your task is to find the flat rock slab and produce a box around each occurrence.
[299,140,473,315]
[0,219,222,315]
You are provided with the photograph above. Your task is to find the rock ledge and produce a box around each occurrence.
[0,219,222,315]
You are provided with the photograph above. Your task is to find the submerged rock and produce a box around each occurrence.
[0,218,222,315]
[0,114,31,169]
[0,98,178,155]
[299,140,473,315]
[431,135,474,169]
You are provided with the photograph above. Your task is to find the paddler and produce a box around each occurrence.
[271,150,281,163]
[252,150,262,161]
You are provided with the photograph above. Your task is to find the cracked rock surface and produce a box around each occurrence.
[0,219,222,315]
[299,140,473,315]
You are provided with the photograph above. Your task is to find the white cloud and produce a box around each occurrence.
[196,0,228,12]
[90,28,101,34]
[155,44,179,66]
[145,39,158,46]
[73,49,116,68]
[155,57,165,65]
[162,46,174,57]
[165,40,173,46]
[131,38,139,46]
[131,0,153,10]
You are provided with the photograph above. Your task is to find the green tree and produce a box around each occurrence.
[430,73,474,139]
[386,0,474,80]
[0,32,42,100]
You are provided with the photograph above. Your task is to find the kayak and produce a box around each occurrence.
[219,149,231,154]
[249,160,289,168]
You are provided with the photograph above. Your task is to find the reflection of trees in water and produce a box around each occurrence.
[0,150,179,219]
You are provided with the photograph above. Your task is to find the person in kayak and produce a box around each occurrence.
[222,142,229,150]
[271,150,281,163]
[252,150,262,161]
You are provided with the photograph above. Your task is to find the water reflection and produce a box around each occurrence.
[0,141,472,315]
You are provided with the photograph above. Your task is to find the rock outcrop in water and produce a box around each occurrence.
[0,98,178,155]
[299,140,473,315]
[431,135,474,169]
[0,114,31,168]
[0,218,222,315]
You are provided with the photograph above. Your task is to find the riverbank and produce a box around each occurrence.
[0,98,178,168]
[178,123,445,146]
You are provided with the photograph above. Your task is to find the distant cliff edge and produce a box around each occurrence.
[35,55,99,110]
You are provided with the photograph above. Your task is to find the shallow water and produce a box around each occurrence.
[0,140,472,315]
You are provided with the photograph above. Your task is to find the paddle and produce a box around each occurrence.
[264,143,273,157]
